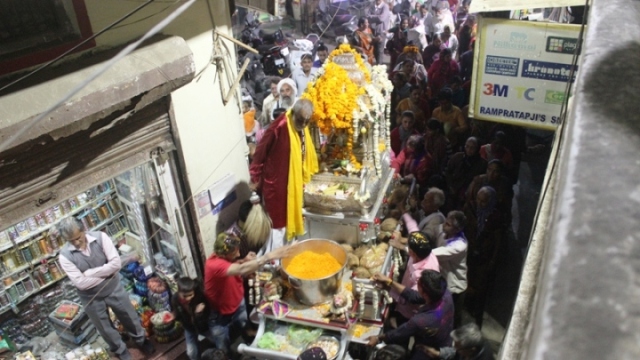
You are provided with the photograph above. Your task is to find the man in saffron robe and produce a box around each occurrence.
[250,99,318,253]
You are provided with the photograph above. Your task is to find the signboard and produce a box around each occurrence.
[469,18,581,130]
[469,0,585,13]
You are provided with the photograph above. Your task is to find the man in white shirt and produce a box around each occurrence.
[290,53,318,95]
[260,77,282,126]
[432,210,468,327]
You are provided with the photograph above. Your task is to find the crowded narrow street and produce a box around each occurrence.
[2,1,634,360]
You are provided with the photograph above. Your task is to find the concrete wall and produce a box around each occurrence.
[82,1,250,260]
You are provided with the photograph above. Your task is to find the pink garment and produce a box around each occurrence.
[403,212,420,233]
[59,232,122,290]
[392,253,440,319]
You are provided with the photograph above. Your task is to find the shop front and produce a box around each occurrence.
[0,36,200,347]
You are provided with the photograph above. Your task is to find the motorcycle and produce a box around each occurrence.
[311,0,360,39]
[239,19,290,77]
[239,52,267,111]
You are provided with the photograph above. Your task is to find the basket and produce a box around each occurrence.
[48,300,87,331]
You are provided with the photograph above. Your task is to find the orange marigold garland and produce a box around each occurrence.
[303,44,370,170]
[302,62,364,134]
[328,44,371,83]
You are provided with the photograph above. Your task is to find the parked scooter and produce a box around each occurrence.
[311,0,359,39]
[239,52,267,111]
[239,18,290,77]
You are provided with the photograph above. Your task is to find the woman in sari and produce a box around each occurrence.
[427,48,459,100]
[352,17,376,65]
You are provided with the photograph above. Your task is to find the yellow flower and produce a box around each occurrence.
[302,44,371,168]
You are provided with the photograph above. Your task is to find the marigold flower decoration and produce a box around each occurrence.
[327,44,371,83]
[302,44,370,170]
[402,45,420,55]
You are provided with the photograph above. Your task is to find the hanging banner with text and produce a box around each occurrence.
[469,18,582,130]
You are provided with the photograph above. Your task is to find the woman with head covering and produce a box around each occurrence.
[352,17,377,65]
[463,186,505,328]
[393,59,429,89]
[421,33,443,68]
[427,48,460,101]
[425,118,452,174]
[391,134,436,186]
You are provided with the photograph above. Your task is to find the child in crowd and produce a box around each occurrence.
[171,277,210,360]
[243,98,259,144]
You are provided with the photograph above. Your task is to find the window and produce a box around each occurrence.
[0,0,94,77]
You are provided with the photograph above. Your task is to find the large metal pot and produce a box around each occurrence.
[281,239,347,305]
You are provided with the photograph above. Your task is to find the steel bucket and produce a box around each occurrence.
[281,239,347,305]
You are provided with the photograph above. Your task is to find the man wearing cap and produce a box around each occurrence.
[250,99,318,253]
[204,233,293,353]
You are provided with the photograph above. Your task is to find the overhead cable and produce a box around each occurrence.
[0,0,197,154]
[0,0,161,94]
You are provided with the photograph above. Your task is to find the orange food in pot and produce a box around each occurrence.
[285,250,342,279]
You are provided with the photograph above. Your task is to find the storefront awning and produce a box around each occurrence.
[470,0,586,13]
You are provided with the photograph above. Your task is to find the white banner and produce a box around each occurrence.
[469,18,582,130]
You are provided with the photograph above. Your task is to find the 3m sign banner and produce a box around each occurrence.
[469,18,582,130]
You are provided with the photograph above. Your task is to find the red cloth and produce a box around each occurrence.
[204,255,244,315]
[427,59,460,98]
[249,113,291,228]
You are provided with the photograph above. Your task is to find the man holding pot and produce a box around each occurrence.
[204,233,294,354]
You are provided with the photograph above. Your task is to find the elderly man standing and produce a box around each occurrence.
[58,218,154,360]
[394,187,447,247]
[250,99,318,252]
[276,78,298,112]
[367,0,390,64]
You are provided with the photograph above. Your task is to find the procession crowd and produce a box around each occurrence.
[174,1,538,359]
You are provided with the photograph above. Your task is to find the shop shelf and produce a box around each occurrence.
[90,212,124,232]
[0,250,60,281]
[9,189,116,247]
[112,228,129,241]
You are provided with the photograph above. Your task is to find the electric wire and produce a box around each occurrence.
[0,0,158,94]
[0,0,197,154]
